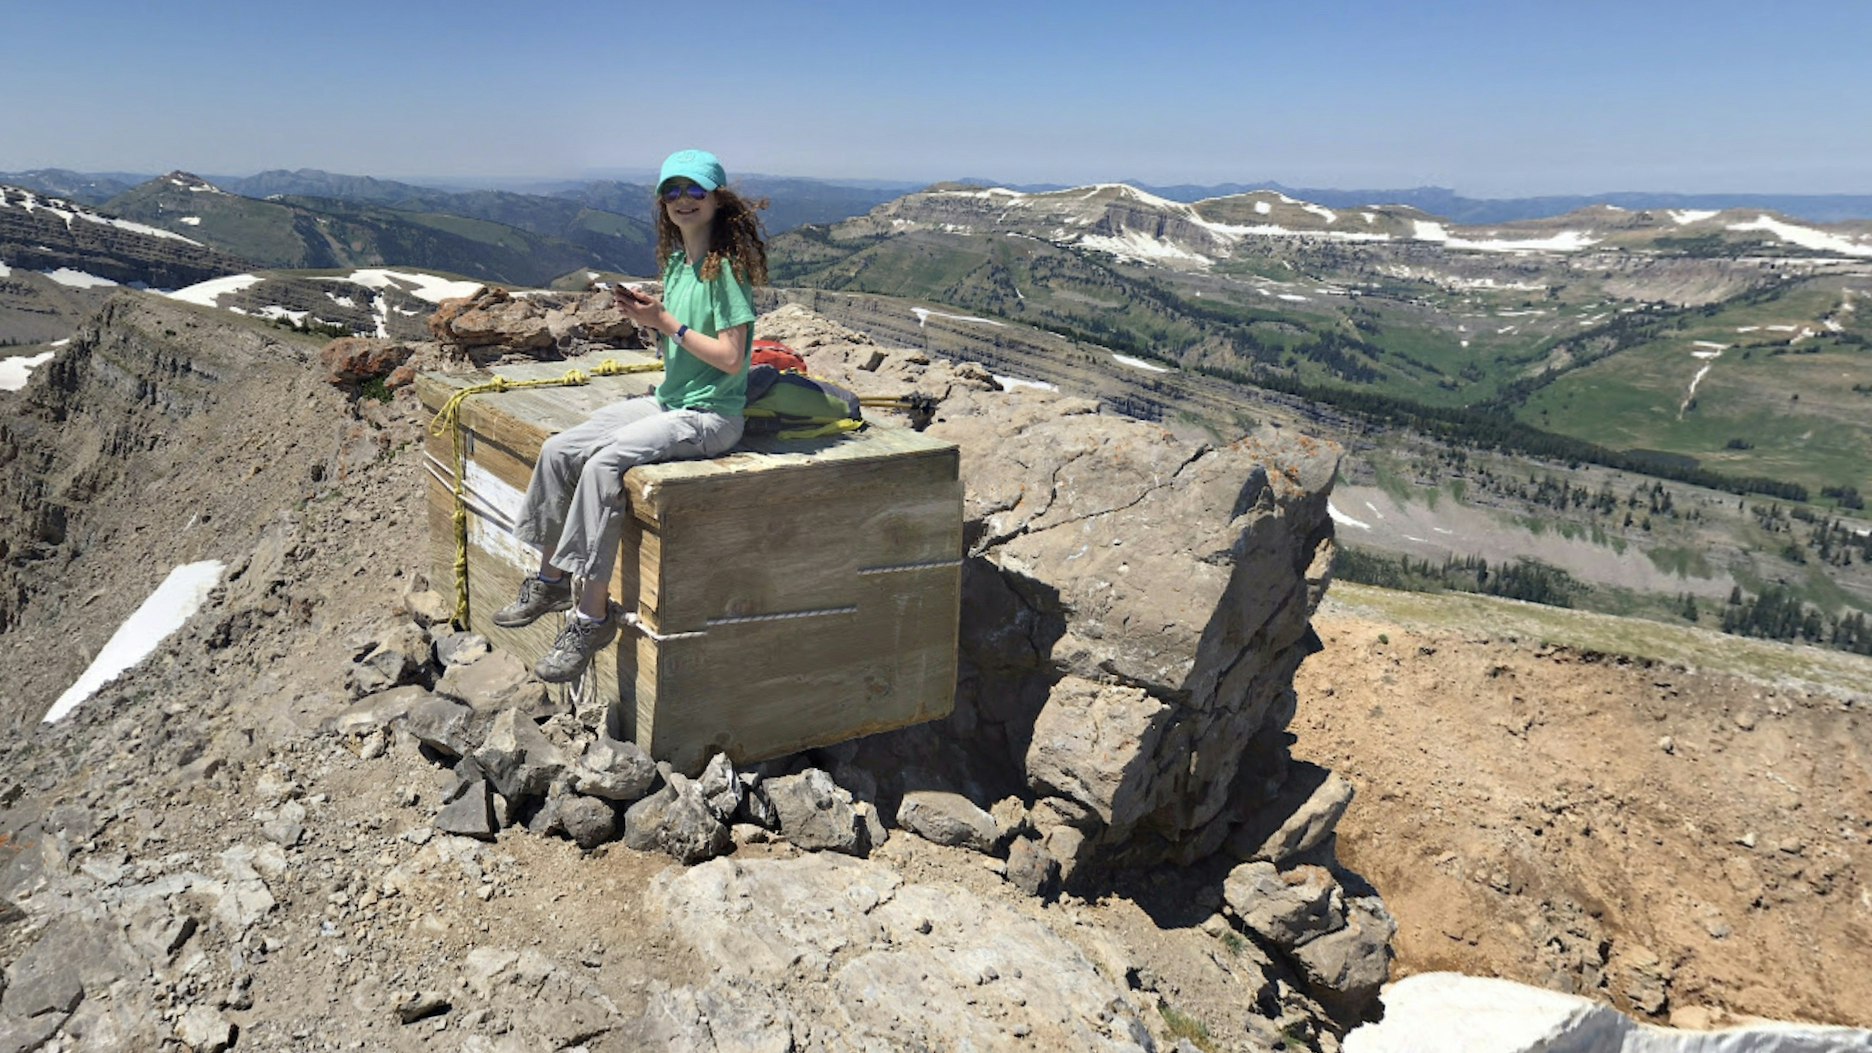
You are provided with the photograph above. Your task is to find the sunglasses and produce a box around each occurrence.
[661,184,710,202]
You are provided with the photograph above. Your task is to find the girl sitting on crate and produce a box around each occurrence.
[495,149,767,683]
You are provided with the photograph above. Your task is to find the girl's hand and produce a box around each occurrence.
[613,286,673,332]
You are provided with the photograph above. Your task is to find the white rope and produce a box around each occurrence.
[421,453,517,532]
[623,611,707,642]
[857,559,962,575]
[706,605,858,627]
[623,603,861,641]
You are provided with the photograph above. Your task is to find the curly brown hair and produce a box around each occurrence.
[655,186,770,287]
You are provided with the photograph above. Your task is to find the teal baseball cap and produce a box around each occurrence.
[658,149,726,192]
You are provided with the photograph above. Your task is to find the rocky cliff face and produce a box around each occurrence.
[0,294,371,722]
[0,185,252,291]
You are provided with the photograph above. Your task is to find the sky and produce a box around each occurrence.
[3,1,1869,198]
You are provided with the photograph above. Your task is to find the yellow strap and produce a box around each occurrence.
[426,361,660,628]
[774,418,866,441]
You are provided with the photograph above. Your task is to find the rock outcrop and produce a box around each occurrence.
[752,303,1390,1019]
[758,307,1343,862]
[427,285,647,360]
[628,854,1161,1050]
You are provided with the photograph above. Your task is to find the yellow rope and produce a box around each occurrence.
[427,360,660,628]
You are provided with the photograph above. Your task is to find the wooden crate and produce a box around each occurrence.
[417,351,961,772]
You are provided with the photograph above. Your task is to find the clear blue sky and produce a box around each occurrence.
[4,0,1868,197]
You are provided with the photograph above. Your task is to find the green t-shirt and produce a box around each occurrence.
[655,254,756,416]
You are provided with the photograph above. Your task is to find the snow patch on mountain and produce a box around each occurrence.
[992,372,1058,392]
[0,350,58,392]
[1328,500,1372,530]
[1112,353,1169,373]
[1726,214,1872,257]
[913,307,1005,328]
[1205,222,1393,244]
[45,268,120,288]
[255,305,309,325]
[1414,221,1598,253]
[167,274,263,306]
[168,175,226,194]
[332,269,483,304]
[1080,229,1213,264]
[44,560,227,723]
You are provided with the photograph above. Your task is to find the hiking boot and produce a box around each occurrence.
[534,613,619,683]
[492,575,572,628]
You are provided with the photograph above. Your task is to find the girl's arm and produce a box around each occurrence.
[616,289,747,373]
[664,319,747,373]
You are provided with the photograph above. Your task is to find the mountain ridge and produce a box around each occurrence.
[97,171,650,286]
[9,166,1872,223]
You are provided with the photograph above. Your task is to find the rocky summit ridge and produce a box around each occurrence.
[0,289,1396,1051]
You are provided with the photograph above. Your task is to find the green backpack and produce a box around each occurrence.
[743,364,865,440]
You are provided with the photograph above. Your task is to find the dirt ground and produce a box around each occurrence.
[1291,598,1872,1029]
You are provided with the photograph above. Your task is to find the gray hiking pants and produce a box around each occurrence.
[513,396,743,584]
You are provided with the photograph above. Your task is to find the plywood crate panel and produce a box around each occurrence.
[417,352,961,772]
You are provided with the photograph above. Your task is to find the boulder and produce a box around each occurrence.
[766,769,865,856]
[473,708,572,801]
[735,773,779,829]
[319,684,433,736]
[1223,861,1342,949]
[404,588,456,629]
[895,790,997,853]
[572,733,658,803]
[436,777,498,840]
[320,337,414,385]
[0,932,85,1019]
[1226,763,1355,866]
[878,380,1342,870]
[432,630,489,667]
[558,795,619,850]
[1024,677,1171,833]
[429,287,553,351]
[346,622,431,697]
[436,651,543,715]
[175,1006,235,1052]
[623,774,731,864]
[400,696,477,758]
[697,752,743,821]
[1287,895,1396,1023]
[1004,837,1061,900]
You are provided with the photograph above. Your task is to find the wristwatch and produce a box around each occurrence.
[673,325,690,343]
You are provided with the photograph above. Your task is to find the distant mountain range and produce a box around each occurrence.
[98,171,654,285]
[0,168,903,241]
[768,181,1872,502]
[6,167,1869,225]
[1133,184,1872,226]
